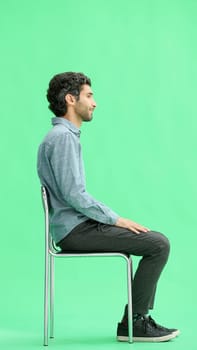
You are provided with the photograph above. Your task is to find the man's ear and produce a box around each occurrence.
[65,94,76,105]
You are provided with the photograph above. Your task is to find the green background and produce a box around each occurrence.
[0,0,196,349]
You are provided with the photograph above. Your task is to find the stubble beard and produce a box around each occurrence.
[80,108,94,122]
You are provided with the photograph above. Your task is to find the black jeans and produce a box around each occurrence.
[57,219,170,315]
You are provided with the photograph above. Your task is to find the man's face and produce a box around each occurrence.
[74,84,96,122]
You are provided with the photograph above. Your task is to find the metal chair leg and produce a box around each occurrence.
[50,255,54,338]
[50,255,55,338]
[127,257,133,343]
[44,251,49,346]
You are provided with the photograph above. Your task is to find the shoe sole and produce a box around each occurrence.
[117,332,177,342]
[171,330,180,337]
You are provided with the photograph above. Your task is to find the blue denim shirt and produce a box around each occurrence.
[37,117,119,243]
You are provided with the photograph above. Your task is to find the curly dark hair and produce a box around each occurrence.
[46,72,91,116]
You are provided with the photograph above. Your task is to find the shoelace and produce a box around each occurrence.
[148,316,167,331]
[135,316,150,333]
[138,315,160,333]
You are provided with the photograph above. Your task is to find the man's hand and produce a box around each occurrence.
[115,217,150,234]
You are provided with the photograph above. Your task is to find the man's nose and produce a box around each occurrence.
[92,100,97,108]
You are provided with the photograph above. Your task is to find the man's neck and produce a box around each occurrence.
[63,114,82,128]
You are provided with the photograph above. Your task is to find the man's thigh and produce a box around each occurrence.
[59,219,169,256]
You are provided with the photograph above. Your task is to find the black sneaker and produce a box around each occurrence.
[117,315,179,342]
[148,315,180,337]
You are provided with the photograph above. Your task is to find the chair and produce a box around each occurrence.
[41,185,133,345]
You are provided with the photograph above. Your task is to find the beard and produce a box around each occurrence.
[74,98,95,122]
[75,104,94,122]
[81,112,93,122]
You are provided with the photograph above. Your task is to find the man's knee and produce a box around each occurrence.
[152,231,170,258]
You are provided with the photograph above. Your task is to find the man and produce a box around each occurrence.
[37,72,179,342]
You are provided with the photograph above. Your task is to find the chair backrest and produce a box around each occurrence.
[41,186,59,254]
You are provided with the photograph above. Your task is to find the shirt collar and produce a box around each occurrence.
[52,117,81,137]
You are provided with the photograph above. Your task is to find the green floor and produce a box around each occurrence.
[0,257,194,350]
